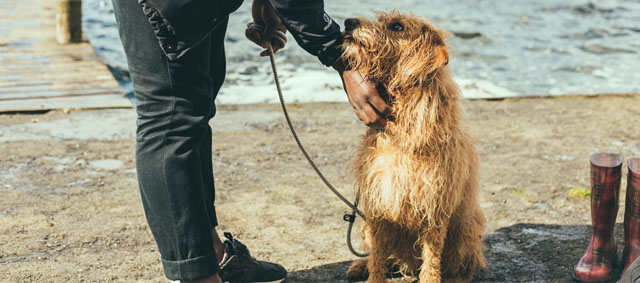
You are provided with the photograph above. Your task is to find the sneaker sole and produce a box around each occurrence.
[173,279,284,283]
[222,280,284,283]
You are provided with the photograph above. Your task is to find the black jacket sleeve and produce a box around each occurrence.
[268,0,344,67]
[137,0,343,65]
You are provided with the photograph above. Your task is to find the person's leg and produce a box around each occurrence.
[112,0,222,280]
[201,124,226,262]
[199,17,229,263]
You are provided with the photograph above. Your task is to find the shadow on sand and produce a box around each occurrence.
[286,223,625,282]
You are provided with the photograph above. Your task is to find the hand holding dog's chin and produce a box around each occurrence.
[334,63,392,129]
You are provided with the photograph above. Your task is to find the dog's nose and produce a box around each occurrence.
[344,18,360,31]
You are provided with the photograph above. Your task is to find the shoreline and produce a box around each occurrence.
[82,0,640,103]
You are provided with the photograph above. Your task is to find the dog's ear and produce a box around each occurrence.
[393,26,449,87]
[430,27,449,67]
[434,44,449,67]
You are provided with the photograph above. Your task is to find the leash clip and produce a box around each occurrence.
[343,213,356,223]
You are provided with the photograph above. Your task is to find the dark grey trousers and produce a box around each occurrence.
[112,0,227,280]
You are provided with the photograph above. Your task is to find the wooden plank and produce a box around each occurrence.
[2,61,104,69]
[1,72,117,81]
[0,80,50,88]
[0,94,132,113]
[0,60,106,68]
[0,0,131,112]
[0,76,115,87]
[0,87,123,99]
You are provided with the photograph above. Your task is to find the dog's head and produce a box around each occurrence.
[341,11,449,92]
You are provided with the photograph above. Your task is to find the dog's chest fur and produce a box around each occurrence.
[355,130,464,227]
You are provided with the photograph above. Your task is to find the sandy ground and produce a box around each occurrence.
[2,94,640,282]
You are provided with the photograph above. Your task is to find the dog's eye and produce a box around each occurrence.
[389,22,404,31]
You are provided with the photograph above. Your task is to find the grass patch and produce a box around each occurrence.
[513,189,526,195]
[569,186,591,199]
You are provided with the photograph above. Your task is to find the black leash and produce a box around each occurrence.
[264,42,369,258]
[344,189,369,257]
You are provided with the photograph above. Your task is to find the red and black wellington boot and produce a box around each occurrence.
[573,153,623,282]
[623,158,640,273]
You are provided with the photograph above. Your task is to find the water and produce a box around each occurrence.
[83,0,640,103]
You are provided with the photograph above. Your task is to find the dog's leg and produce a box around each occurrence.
[418,224,449,283]
[441,204,486,281]
[347,258,369,281]
[347,256,405,281]
[367,248,391,282]
[347,219,372,281]
[366,221,392,283]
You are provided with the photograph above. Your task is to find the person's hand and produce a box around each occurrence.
[245,0,287,56]
[333,61,392,129]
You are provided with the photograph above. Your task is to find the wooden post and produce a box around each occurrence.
[56,0,82,44]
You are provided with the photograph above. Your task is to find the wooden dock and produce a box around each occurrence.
[0,0,130,113]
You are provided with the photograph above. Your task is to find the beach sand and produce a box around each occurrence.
[1,94,639,282]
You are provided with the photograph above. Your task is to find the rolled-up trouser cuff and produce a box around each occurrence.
[162,250,220,280]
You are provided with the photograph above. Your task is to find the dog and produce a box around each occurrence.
[341,11,486,283]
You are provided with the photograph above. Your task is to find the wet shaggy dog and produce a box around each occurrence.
[341,12,486,282]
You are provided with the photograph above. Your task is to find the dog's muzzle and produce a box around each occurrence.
[344,18,360,32]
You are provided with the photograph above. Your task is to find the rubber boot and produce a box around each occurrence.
[624,158,640,273]
[573,153,623,282]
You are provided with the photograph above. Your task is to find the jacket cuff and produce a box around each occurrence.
[318,37,344,67]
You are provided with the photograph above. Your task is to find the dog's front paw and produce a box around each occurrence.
[346,258,369,281]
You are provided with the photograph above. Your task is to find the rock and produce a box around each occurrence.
[453,32,483,39]
[581,44,635,54]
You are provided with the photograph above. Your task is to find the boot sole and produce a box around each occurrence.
[572,272,613,282]
[572,250,617,282]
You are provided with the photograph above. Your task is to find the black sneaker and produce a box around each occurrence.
[218,233,287,283]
